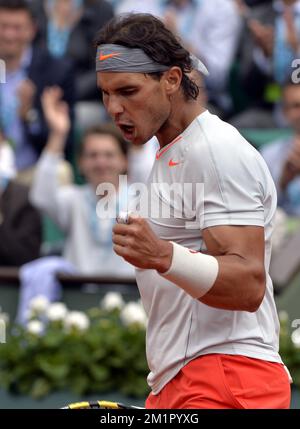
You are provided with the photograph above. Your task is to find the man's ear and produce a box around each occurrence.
[164,66,183,96]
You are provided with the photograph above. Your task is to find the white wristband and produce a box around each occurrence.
[160,242,219,299]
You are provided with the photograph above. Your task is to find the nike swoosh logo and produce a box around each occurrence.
[169,158,182,167]
[99,52,121,61]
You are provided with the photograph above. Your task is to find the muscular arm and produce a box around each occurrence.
[199,225,266,312]
[113,219,266,313]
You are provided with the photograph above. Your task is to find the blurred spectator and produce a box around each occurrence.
[261,81,300,215]
[116,0,201,50]
[35,0,85,59]
[189,0,242,114]
[231,0,300,128]
[17,86,134,324]
[0,0,75,177]
[273,0,300,85]
[0,133,42,266]
[32,0,114,101]
[30,87,134,277]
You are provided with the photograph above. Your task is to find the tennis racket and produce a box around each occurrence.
[62,400,144,409]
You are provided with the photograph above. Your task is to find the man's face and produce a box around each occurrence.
[79,133,127,188]
[97,72,171,145]
[52,0,80,18]
[283,0,297,6]
[170,0,190,7]
[0,9,35,59]
[283,85,300,133]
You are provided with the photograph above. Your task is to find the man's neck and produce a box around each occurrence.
[4,53,24,73]
[5,57,22,72]
[156,99,206,148]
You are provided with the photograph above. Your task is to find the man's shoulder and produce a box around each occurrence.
[188,111,248,155]
[185,112,269,179]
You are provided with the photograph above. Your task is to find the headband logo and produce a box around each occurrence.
[99,51,121,61]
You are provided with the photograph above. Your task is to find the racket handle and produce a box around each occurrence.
[116,211,131,224]
[61,400,144,409]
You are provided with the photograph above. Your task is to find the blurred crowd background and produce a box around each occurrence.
[1,0,300,321]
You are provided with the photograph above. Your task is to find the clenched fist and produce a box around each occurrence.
[113,214,173,273]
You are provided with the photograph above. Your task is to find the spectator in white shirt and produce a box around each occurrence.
[30,87,134,276]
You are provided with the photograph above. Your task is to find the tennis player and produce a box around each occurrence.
[95,13,291,409]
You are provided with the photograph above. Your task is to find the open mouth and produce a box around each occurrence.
[118,124,135,140]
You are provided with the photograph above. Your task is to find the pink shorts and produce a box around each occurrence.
[145,354,291,409]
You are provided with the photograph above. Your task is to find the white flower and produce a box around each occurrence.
[101,292,125,311]
[64,311,90,332]
[27,320,44,336]
[291,327,300,349]
[120,302,147,328]
[29,295,50,315]
[46,303,68,322]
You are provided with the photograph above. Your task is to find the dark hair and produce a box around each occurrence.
[0,0,35,19]
[79,123,128,158]
[95,13,199,101]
